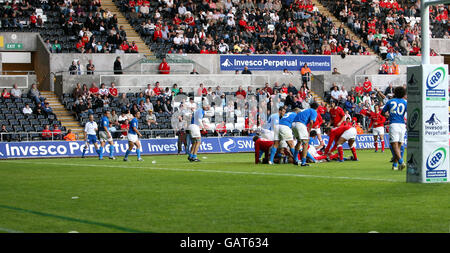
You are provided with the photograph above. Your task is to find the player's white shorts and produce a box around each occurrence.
[188,124,201,138]
[292,122,309,140]
[373,126,385,136]
[311,127,321,135]
[99,131,113,142]
[308,145,319,157]
[274,124,293,141]
[280,140,288,148]
[127,133,139,143]
[389,123,406,143]
[261,129,274,141]
[341,127,357,140]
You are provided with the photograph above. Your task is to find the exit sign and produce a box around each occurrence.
[5,43,23,50]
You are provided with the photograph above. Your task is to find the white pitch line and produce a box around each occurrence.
[0,160,402,183]
[0,227,23,233]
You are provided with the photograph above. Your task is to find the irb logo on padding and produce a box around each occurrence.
[425,148,447,180]
[426,67,446,99]
[426,67,445,89]
[426,148,446,171]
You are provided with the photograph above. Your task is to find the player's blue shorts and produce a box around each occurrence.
[87,134,98,144]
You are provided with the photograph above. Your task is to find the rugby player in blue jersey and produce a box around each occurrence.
[269,107,297,165]
[99,111,116,160]
[292,103,318,166]
[187,103,210,162]
[382,86,407,171]
[123,111,144,162]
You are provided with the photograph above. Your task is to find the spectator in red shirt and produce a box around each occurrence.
[1,88,11,99]
[263,83,273,95]
[52,125,62,140]
[199,46,209,54]
[173,14,182,25]
[363,77,372,94]
[236,86,247,98]
[158,57,170,74]
[120,41,130,52]
[120,119,130,138]
[355,82,364,95]
[130,41,138,53]
[215,121,227,136]
[184,13,195,26]
[42,125,52,140]
[197,83,207,96]
[89,83,99,97]
[109,82,118,98]
[153,82,162,96]
[153,26,163,42]
[30,12,37,27]
[76,39,85,53]
[81,34,90,44]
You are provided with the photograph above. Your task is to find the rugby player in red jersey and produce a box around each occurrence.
[329,101,346,127]
[253,135,274,164]
[311,111,325,150]
[369,105,386,152]
[323,123,358,162]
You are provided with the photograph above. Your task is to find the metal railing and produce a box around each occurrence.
[0,128,255,142]
[1,70,36,75]
[0,131,80,142]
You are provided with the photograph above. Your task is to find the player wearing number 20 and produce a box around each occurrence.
[382,86,407,171]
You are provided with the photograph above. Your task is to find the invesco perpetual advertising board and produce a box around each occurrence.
[0,135,400,159]
[220,55,332,71]
[407,64,449,183]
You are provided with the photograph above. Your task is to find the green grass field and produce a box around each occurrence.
[1,150,450,233]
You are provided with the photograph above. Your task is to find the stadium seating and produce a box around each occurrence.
[0,0,137,54]
[319,0,449,57]
[113,0,372,58]
[0,92,65,141]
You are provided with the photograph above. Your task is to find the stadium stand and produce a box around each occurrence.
[0,0,142,54]
[113,0,372,58]
[0,83,67,141]
[0,0,448,142]
[319,0,449,58]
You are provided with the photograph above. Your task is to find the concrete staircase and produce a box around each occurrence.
[41,91,84,139]
[101,0,153,56]
[312,0,376,56]
[310,90,324,104]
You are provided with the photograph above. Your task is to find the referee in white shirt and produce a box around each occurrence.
[82,114,101,158]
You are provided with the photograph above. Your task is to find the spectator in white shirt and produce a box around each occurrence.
[145,83,154,97]
[22,104,33,114]
[144,97,154,111]
[118,111,128,124]
[10,83,22,98]
[173,33,182,46]
[330,86,341,103]
[340,86,348,101]
[178,3,186,16]
[99,83,109,96]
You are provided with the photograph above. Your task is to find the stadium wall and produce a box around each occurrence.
[54,73,310,96]
[0,135,400,159]
[0,32,39,52]
[0,74,37,90]
[430,39,450,54]
[34,34,51,90]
